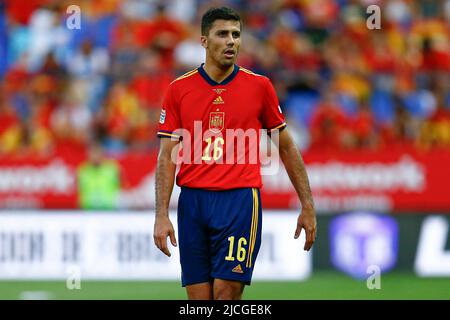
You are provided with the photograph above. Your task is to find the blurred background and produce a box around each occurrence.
[0,0,449,299]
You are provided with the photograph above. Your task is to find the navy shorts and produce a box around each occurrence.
[177,187,262,287]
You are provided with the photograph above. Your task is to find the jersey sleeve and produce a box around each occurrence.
[261,77,287,132]
[157,83,181,140]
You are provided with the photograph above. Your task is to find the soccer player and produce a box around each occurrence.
[154,7,316,300]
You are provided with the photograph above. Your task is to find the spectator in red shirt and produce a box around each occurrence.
[309,91,352,151]
[129,48,173,111]
[350,102,379,149]
[134,4,187,69]
[0,86,22,154]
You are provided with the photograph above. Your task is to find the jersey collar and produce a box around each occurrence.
[198,63,239,86]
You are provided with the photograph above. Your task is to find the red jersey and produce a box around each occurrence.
[157,64,286,190]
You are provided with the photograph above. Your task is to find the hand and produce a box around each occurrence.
[153,215,177,257]
[294,207,317,251]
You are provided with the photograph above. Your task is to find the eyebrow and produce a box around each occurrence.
[216,29,241,34]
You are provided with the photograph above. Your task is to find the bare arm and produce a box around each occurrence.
[154,138,179,257]
[274,128,317,251]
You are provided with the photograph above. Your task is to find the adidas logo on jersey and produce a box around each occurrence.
[232,264,244,274]
[213,96,224,104]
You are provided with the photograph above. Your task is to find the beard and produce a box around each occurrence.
[220,59,235,68]
[217,52,238,69]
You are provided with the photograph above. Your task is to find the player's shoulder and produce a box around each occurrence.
[238,66,267,79]
[169,67,200,87]
[238,66,271,86]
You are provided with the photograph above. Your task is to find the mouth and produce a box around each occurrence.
[224,49,235,58]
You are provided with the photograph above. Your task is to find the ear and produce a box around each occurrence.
[201,35,208,49]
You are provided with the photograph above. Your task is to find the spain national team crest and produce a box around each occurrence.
[209,112,225,133]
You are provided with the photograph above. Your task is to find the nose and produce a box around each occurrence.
[226,34,235,46]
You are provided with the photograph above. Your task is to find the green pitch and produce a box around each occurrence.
[0,272,449,300]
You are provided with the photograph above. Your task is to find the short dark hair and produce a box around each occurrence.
[201,7,242,36]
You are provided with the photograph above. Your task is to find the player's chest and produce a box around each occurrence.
[178,87,263,129]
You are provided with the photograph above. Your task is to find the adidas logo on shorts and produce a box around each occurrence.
[232,264,244,274]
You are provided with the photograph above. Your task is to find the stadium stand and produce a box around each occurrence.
[0,0,448,157]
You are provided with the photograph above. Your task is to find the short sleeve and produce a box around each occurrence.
[157,84,181,140]
[261,77,286,132]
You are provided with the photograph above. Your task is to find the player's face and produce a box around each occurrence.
[202,19,241,68]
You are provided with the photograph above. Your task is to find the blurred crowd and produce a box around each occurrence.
[0,0,449,157]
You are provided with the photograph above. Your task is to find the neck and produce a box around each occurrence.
[202,59,235,84]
